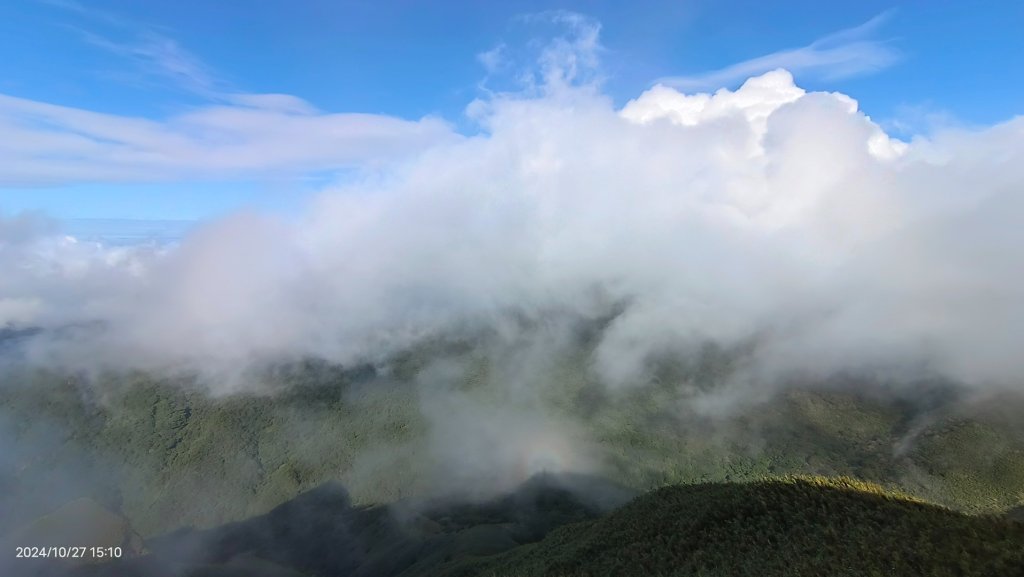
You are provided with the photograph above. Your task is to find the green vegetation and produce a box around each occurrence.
[4,343,1024,540]
[0,365,429,536]
[64,474,613,577]
[5,334,1024,577]
[441,477,1024,577]
[4,337,1024,575]
[50,476,1024,577]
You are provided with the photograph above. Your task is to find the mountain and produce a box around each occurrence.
[442,477,1024,577]
[19,476,1024,577]
[59,473,626,577]
[4,354,1024,539]
[4,336,1024,574]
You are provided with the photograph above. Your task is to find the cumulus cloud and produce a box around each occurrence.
[2,16,1024,405]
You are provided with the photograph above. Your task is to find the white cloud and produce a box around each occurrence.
[0,93,457,185]
[5,67,1024,398]
[623,69,808,128]
[43,0,227,98]
[7,2,463,185]
[475,11,604,98]
[225,93,321,115]
[477,44,507,75]
[659,12,901,91]
[77,29,223,97]
[3,17,1024,406]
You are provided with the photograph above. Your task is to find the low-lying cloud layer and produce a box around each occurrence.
[2,24,1023,402]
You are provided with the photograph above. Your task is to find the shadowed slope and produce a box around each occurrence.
[60,474,627,577]
[442,477,1024,577]
[11,476,1024,577]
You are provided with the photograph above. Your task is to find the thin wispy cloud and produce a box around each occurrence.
[0,93,456,186]
[41,0,226,99]
[659,11,901,91]
[475,11,604,97]
[1,1,462,185]
[78,29,224,98]
[42,2,368,115]
[37,0,132,28]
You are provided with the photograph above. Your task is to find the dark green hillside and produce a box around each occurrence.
[29,476,1024,577]
[445,477,1024,577]
[62,474,622,577]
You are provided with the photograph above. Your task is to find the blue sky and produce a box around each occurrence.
[1,0,1022,225]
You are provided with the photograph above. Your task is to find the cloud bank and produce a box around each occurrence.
[2,20,1023,404]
